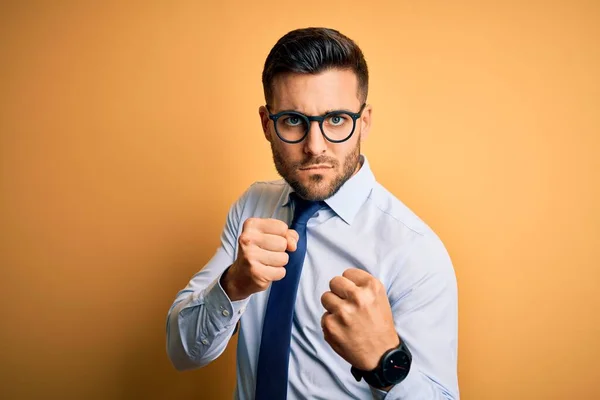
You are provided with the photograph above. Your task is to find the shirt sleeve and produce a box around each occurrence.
[382,233,460,400]
[166,187,252,371]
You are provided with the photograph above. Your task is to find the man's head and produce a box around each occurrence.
[259,28,372,201]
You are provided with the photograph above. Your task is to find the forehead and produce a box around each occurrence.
[270,69,360,113]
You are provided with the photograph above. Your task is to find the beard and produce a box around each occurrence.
[270,137,361,201]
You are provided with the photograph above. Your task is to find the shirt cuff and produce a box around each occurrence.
[202,271,250,331]
[369,386,388,400]
[381,365,425,399]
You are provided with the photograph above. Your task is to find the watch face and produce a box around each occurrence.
[382,349,411,383]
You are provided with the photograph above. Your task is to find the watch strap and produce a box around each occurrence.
[350,340,411,389]
[361,366,388,389]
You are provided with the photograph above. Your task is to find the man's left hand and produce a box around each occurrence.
[321,268,400,371]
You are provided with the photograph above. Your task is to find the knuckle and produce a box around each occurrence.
[288,229,299,240]
[244,247,257,262]
[243,218,256,230]
[365,290,377,306]
[329,276,341,288]
[338,308,352,325]
[248,260,262,276]
[364,272,375,284]
[346,286,358,299]
[342,268,354,279]
[342,279,354,292]
[254,273,270,287]
[275,267,286,280]
[238,233,252,247]
[256,281,269,291]
[372,280,384,295]
[270,251,287,267]
[275,219,289,232]
[267,218,286,234]
[279,236,289,250]
[354,293,367,308]
[329,302,342,315]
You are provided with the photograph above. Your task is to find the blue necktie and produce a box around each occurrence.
[255,195,324,400]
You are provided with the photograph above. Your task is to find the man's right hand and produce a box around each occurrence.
[221,218,299,302]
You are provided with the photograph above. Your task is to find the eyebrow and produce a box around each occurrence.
[271,107,357,115]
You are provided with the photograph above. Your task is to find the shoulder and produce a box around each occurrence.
[245,179,288,196]
[362,184,456,307]
[241,179,288,203]
[365,182,453,273]
[366,182,432,237]
[232,179,289,218]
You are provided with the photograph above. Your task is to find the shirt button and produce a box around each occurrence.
[222,310,230,317]
[239,307,246,315]
[201,339,209,345]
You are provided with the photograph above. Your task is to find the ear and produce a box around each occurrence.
[359,104,373,142]
[258,105,272,142]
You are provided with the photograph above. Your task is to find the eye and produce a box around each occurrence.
[283,115,303,127]
[327,114,348,126]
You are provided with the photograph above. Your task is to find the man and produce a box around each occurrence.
[167,27,459,400]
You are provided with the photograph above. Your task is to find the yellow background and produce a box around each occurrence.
[1,1,598,399]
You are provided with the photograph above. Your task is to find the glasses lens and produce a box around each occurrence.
[323,113,355,141]
[276,114,308,142]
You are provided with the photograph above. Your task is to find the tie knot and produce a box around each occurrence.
[291,194,324,226]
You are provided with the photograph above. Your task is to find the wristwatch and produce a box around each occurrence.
[350,340,412,389]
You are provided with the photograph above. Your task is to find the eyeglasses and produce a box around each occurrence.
[266,103,367,144]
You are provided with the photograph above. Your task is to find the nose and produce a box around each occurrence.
[303,121,327,155]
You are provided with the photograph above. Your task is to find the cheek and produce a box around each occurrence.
[332,144,354,162]
[273,142,300,162]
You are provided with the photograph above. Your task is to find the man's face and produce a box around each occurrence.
[259,69,372,201]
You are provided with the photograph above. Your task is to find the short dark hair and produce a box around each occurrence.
[262,27,369,106]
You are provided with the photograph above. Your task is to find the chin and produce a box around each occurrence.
[293,175,336,201]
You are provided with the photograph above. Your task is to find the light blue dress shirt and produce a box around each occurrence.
[166,155,459,399]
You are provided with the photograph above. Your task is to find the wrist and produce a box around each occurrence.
[220,265,245,301]
[351,335,411,390]
[363,334,401,370]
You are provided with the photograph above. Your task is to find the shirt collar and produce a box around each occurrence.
[282,155,375,225]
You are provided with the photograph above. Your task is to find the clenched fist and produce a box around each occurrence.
[321,268,400,371]
[221,218,299,301]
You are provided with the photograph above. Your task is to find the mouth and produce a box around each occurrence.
[299,164,333,171]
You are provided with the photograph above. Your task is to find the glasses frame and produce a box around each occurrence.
[266,103,367,144]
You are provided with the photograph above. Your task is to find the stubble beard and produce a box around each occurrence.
[271,138,361,201]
